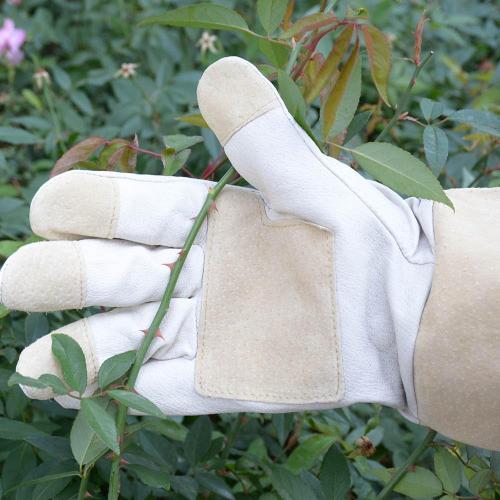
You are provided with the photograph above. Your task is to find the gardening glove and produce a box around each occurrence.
[2,57,499,451]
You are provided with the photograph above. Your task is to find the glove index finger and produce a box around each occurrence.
[29,170,211,248]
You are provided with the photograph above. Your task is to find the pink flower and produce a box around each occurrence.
[0,19,26,65]
[8,0,23,5]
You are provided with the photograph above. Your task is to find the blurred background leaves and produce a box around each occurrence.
[0,0,499,498]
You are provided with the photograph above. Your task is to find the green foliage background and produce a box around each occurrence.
[0,0,499,498]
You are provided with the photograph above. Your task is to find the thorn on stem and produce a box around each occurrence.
[140,328,164,339]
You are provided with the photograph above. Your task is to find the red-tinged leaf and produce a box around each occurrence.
[303,53,324,97]
[362,25,392,107]
[282,0,295,31]
[322,40,361,140]
[280,12,336,39]
[414,13,428,65]
[306,25,354,103]
[51,137,107,177]
[106,145,127,170]
[120,134,138,173]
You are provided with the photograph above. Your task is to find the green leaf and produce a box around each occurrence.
[344,111,373,143]
[320,444,351,500]
[8,372,47,390]
[162,148,191,176]
[259,38,290,68]
[176,113,208,128]
[392,466,443,498]
[51,334,87,394]
[491,451,500,479]
[277,70,307,120]
[127,464,170,490]
[98,351,136,389]
[4,471,79,496]
[322,41,361,140]
[26,436,72,459]
[350,142,453,208]
[140,3,279,46]
[70,405,108,466]
[25,312,49,344]
[468,469,492,495]
[420,98,444,122]
[52,67,72,91]
[272,414,294,445]
[107,389,164,418]
[80,398,120,454]
[196,471,235,500]
[286,435,335,473]
[142,416,188,442]
[184,415,212,465]
[0,304,10,319]
[434,448,461,494]
[305,25,354,103]
[448,109,500,137]
[38,374,69,395]
[163,134,203,153]
[424,126,448,174]
[0,127,39,145]
[32,474,72,500]
[52,136,106,176]
[0,417,46,440]
[0,239,26,258]
[70,90,94,115]
[257,0,288,34]
[362,25,392,106]
[268,464,318,500]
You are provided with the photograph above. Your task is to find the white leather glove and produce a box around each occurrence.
[3,58,497,451]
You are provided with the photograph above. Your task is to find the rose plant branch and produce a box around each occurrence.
[376,51,434,142]
[375,429,437,500]
[107,166,237,500]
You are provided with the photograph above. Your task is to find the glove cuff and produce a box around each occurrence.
[414,188,500,450]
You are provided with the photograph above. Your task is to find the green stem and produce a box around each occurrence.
[77,468,91,500]
[221,413,245,460]
[43,84,65,150]
[375,51,434,142]
[375,429,437,500]
[107,166,237,500]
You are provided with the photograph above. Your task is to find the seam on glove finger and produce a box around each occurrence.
[219,100,278,146]
[107,175,120,239]
[196,189,342,403]
[75,241,86,309]
[81,318,98,384]
[220,60,432,267]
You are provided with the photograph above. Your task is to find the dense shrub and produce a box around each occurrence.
[0,0,499,498]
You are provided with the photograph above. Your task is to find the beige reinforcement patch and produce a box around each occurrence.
[195,188,342,404]
[415,188,500,450]
[1,240,86,312]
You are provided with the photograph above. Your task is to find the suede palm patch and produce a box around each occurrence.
[195,188,342,404]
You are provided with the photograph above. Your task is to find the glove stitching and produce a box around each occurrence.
[219,100,279,146]
[106,178,120,239]
[223,60,433,267]
[73,241,86,309]
[198,192,342,401]
[81,318,98,384]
